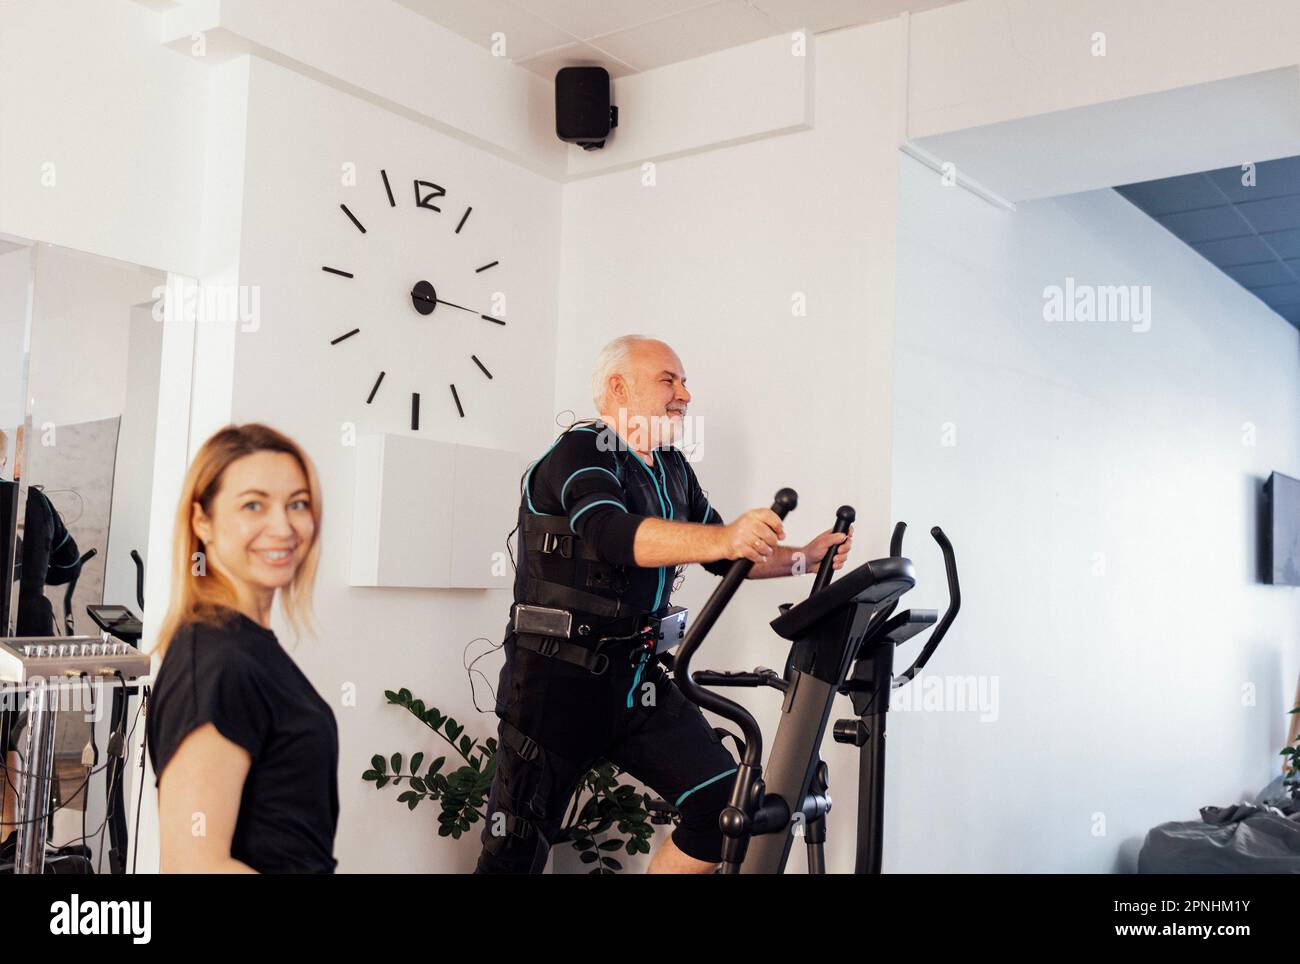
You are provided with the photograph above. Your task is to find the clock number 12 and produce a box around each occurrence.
[414,180,446,213]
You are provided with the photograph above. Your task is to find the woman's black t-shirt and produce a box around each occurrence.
[147,611,339,873]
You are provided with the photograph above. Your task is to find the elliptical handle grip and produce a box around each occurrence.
[809,505,855,596]
[675,488,797,767]
[130,549,145,611]
[895,526,960,685]
[770,487,798,521]
[889,520,906,557]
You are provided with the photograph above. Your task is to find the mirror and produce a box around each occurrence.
[0,238,168,871]
[5,242,165,637]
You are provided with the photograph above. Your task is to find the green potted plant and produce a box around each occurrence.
[1282,700,1300,793]
[362,687,662,873]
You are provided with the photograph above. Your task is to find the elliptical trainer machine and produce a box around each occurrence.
[675,488,960,874]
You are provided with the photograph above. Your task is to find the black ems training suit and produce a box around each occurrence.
[476,420,739,873]
[16,486,80,636]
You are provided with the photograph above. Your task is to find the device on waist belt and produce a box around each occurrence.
[510,603,575,640]
[649,606,688,654]
[511,603,688,654]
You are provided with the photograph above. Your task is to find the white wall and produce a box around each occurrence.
[0,0,212,277]
[890,152,1300,872]
[159,0,566,179]
[908,0,1300,138]
[27,245,162,429]
[105,303,164,610]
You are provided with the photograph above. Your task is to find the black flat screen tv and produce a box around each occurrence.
[1264,471,1300,586]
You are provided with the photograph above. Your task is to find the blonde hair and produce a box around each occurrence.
[153,423,322,656]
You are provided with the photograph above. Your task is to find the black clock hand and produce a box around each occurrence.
[435,297,480,314]
[409,285,504,325]
[408,289,478,314]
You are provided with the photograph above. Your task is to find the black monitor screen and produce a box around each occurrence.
[1267,472,1300,586]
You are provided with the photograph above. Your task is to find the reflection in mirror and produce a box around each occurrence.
[9,244,164,636]
[0,240,167,872]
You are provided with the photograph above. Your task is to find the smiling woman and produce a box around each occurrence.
[146,424,339,874]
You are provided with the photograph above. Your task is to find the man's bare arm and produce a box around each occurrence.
[631,517,729,568]
[633,507,785,569]
[748,545,808,579]
[631,516,852,581]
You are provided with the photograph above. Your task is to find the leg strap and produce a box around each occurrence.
[500,813,537,839]
[499,719,541,763]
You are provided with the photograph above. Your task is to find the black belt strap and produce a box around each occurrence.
[523,527,604,562]
[502,814,534,839]
[527,578,633,621]
[516,633,611,674]
[500,719,541,762]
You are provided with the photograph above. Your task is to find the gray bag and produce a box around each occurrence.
[1138,776,1300,874]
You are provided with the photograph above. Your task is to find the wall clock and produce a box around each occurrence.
[321,169,506,429]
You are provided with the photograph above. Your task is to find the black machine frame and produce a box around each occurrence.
[675,489,960,874]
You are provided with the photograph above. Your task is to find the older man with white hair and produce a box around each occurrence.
[476,334,851,874]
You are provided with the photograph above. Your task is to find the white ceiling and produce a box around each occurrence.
[394,0,960,78]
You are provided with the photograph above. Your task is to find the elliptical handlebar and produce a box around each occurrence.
[809,505,854,597]
[893,526,959,686]
[130,549,145,610]
[674,487,798,769]
[889,520,906,557]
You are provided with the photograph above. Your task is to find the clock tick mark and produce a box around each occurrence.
[474,260,498,273]
[322,266,354,278]
[366,371,385,404]
[450,384,465,418]
[455,207,472,234]
[411,392,421,431]
[340,203,366,234]
[380,169,396,207]
[481,314,506,326]
[330,328,360,345]
[471,355,492,379]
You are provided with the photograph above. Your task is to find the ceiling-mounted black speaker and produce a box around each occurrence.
[555,66,618,151]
